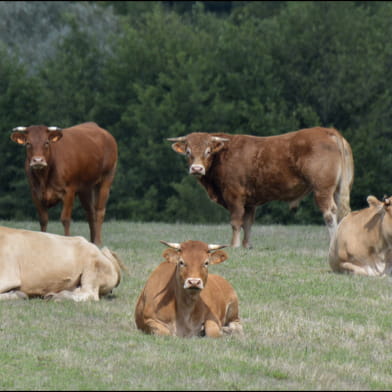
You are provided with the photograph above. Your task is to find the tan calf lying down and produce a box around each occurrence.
[0,226,126,301]
[329,195,392,276]
[135,240,243,337]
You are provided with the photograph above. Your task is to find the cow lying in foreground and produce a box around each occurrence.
[10,122,118,246]
[329,195,392,276]
[0,226,126,301]
[134,240,243,337]
[168,127,354,248]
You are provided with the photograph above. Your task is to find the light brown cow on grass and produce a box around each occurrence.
[168,127,354,248]
[134,240,243,338]
[0,226,126,301]
[329,195,392,276]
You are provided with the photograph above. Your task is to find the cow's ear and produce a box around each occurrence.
[162,248,179,264]
[209,250,228,265]
[10,132,27,145]
[211,140,226,154]
[367,195,382,208]
[48,131,63,143]
[171,142,187,155]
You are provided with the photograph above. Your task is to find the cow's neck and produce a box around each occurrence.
[175,284,201,310]
[28,166,57,202]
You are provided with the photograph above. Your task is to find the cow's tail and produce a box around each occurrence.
[334,132,354,222]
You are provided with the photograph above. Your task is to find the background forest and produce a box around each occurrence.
[1,0,391,225]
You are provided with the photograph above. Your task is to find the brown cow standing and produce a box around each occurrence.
[10,122,117,246]
[134,240,243,338]
[168,127,354,248]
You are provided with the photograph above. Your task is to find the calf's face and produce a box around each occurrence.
[168,133,228,177]
[11,125,63,170]
[160,240,228,292]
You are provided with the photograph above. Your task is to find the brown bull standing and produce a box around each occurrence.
[11,122,117,246]
[168,127,354,248]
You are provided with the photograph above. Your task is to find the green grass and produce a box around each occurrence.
[1,220,392,390]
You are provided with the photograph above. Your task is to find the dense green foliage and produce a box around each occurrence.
[1,1,391,224]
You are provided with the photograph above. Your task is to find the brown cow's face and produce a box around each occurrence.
[170,133,227,177]
[11,126,63,170]
[161,240,228,293]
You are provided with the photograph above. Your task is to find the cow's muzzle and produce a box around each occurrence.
[30,157,48,170]
[189,164,205,176]
[184,278,204,290]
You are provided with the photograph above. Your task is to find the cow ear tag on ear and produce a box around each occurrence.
[10,133,26,145]
[48,133,63,143]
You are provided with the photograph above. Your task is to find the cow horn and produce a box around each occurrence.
[211,136,229,142]
[12,126,27,132]
[166,136,186,142]
[160,240,181,249]
[208,244,228,251]
[48,126,62,131]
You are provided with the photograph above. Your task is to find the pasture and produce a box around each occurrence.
[1,220,392,390]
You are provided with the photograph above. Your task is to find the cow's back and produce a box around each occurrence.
[51,122,118,184]
[0,226,96,296]
[210,127,344,204]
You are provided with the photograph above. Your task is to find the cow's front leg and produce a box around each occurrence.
[144,319,173,336]
[61,188,76,236]
[33,198,49,232]
[204,319,223,338]
[228,203,245,248]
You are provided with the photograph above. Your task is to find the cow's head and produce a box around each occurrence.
[167,133,229,177]
[366,195,392,240]
[10,125,63,170]
[160,240,228,294]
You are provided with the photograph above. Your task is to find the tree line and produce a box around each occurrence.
[0,1,391,225]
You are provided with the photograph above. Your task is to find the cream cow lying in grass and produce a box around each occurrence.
[135,240,243,337]
[328,195,392,276]
[0,226,126,301]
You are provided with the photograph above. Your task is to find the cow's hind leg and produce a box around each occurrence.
[0,290,28,300]
[45,287,99,302]
[60,188,76,236]
[222,320,243,336]
[0,270,26,300]
[314,189,338,241]
[79,189,96,244]
[93,170,116,246]
[338,262,374,276]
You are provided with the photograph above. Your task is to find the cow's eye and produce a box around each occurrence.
[186,148,191,156]
[179,260,185,267]
[44,141,49,148]
[26,142,32,149]
[205,147,211,157]
[204,260,209,267]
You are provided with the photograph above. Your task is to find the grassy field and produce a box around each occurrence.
[1,220,392,390]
